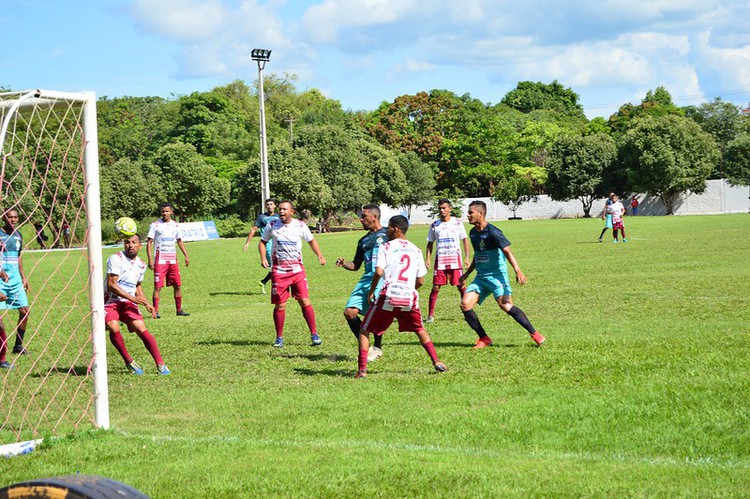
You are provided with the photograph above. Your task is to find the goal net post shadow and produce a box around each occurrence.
[0,89,108,444]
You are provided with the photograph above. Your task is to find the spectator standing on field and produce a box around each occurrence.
[629,196,639,216]
[34,222,48,249]
[243,199,279,295]
[459,200,545,349]
[424,198,470,324]
[147,203,190,318]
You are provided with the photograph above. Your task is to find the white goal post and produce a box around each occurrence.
[0,89,108,441]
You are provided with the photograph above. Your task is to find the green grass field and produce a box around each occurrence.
[2,214,749,497]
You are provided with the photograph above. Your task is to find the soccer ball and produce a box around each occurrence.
[114,217,138,238]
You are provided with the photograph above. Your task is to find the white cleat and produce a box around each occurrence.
[367,346,383,362]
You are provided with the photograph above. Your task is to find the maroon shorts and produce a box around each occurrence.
[612,220,624,230]
[154,262,181,288]
[361,296,424,335]
[105,300,144,324]
[271,269,310,304]
[433,267,463,287]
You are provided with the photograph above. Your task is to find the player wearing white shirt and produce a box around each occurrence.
[606,195,628,243]
[357,215,446,378]
[105,234,170,376]
[260,200,326,348]
[424,199,470,323]
[147,203,190,318]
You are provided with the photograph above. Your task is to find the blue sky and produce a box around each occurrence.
[4,0,750,118]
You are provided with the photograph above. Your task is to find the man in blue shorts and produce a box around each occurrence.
[0,209,32,355]
[459,200,545,349]
[243,198,279,294]
[336,205,388,361]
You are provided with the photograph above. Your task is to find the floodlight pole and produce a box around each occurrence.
[252,48,272,212]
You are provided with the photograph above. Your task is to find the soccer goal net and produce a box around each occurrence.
[0,89,108,446]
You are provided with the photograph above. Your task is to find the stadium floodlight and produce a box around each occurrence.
[252,48,272,210]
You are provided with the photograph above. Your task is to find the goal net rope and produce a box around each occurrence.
[0,89,107,445]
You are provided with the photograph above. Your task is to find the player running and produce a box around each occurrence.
[335,204,388,361]
[459,200,545,349]
[105,234,170,375]
[424,198,470,323]
[357,215,447,378]
[147,203,190,318]
[0,209,31,356]
[260,200,326,348]
[243,198,279,294]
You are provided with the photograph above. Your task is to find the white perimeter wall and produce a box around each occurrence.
[380,179,750,224]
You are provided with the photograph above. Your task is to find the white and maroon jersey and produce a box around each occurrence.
[607,201,625,223]
[147,219,182,264]
[375,239,427,311]
[261,218,314,274]
[426,217,467,270]
[104,251,147,304]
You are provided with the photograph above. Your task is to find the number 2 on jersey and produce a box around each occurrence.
[397,254,411,282]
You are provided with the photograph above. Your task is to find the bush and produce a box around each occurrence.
[215,215,248,238]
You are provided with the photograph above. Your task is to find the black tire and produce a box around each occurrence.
[0,474,149,498]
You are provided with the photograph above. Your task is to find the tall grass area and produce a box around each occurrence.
[2,214,749,496]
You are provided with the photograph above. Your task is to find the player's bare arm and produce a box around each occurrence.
[135,282,157,318]
[502,247,527,285]
[460,259,476,283]
[335,258,361,271]
[367,267,384,303]
[0,269,8,282]
[258,240,270,268]
[177,239,189,267]
[462,238,471,268]
[243,226,259,252]
[146,238,155,270]
[415,276,425,290]
[309,239,326,266]
[18,257,28,290]
[425,241,434,269]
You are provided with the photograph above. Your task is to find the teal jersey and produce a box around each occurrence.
[0,228,23,278]
[469,223,511,278]
[255,212,280,231]
[353,227,388,277]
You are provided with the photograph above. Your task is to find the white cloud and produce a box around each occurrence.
[131,0,227,41]
[393,58,437,73]
[301,0,419,43]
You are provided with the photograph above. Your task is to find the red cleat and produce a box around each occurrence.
[530,331,545,346]
[473,336,493,349]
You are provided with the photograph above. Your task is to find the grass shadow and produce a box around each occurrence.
[208,291,256,296]
[292,367,354,377]
[278,353,349,362]
[197,339,259,347]
[30,365,90,377]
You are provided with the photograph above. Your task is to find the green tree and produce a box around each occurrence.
[492,166,537,219]
[546,133,617,217]
[501,80,586,119]
[723,134,750,187]
[619,115,720,214]
[685,98,744,177]
[149,143,230,219]
[397,152,436,212]
[362,90,464,162]
[609,86,683,136]
[100,158,161,220]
